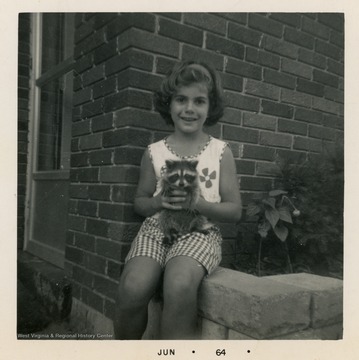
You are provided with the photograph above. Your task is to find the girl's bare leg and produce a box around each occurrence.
[160,256,206,339]
[114,257,162,339]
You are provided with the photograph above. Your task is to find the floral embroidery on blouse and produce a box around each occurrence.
[199,168,216,188]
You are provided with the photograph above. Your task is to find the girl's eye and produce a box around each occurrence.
[175,97,185,103]
[195,98,207,105]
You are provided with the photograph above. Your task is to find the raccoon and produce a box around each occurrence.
[158,159,208,246]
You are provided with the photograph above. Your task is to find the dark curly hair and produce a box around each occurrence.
[154,60,224,126]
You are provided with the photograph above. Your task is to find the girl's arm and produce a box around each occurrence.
[194,146,242,223]
[134,149,187,217]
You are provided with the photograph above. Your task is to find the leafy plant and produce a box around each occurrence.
[247,190,300,276]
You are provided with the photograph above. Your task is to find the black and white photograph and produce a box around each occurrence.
[1,0,359,359]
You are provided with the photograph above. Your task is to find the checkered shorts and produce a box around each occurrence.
[125,217,222,275]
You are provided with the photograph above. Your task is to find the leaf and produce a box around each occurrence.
[265,208,280,228]
[269,189,288,197]
[247,203,261,217]
[273,224,289,242]
[262,198,276,209]
[278,207,293,224]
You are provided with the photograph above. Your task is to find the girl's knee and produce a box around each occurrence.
[163,272,199,302]
[117,271,159,308]
[163,257,206,300]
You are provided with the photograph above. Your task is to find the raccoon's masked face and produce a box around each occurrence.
[164,160,198,189]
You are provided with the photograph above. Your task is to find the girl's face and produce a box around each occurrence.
[170,82,210,135]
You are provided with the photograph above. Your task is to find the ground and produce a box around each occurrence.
[17,279,73,338]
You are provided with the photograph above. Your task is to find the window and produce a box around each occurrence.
[25,13,75,268]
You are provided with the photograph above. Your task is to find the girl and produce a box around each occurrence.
[114,60,242,340]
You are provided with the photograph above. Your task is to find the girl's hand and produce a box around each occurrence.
[154,190,188,210]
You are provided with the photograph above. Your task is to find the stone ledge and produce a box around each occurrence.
[199,268,311,339]
[201,318,228,340]
[271,323,343,340]
[266,273,343,328]
[198,267,343,339]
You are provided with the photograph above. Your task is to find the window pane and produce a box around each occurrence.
[41,13,65,74]
[37,77,64,171]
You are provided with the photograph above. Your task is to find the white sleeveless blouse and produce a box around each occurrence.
[148,136,228,204]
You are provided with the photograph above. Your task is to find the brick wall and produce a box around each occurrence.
[65,13,344,320]
[18,14,31,249]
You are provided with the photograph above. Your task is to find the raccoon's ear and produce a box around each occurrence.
[165,160,176,171]
[188,160,199,170]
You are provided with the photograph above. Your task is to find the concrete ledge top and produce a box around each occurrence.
[202,268,324,297]
[265,273,343,291]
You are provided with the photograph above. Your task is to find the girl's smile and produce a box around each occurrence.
[170,83,210,135]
